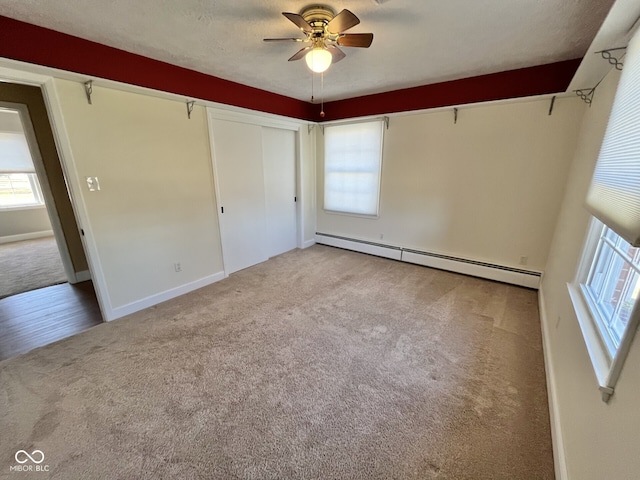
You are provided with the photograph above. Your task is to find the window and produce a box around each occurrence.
[570,21,640,402]
[582,225,640,355]
[569,220,640,402]
[324,120,384,216]
[0,173,44,208]
[0,109,43,209]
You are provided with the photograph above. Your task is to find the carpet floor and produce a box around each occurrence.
[0,236,67,299]
[0,245,554,479]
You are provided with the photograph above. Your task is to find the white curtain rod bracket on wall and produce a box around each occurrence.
[186,100,195,119]
[384,116,390,130]
[575,87,596,106]
[595,47,627,71]
[83,80,93,105]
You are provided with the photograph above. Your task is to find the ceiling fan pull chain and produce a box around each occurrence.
[320,72,325,118]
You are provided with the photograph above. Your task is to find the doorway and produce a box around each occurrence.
[0,106,68,298]
[0,82,102,360]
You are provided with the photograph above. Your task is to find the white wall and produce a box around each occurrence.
[55,79,224,310]
[316,97,586,271]
[0,207,52,240]
[541,68,640,479]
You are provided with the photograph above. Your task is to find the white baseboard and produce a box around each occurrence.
[315,233,402,261]
[302,239,316,249]
[73,270,91,282]
[538,287,568,480]
[0,230,54,244]
[402,250,540,289]
[107,271,226,321]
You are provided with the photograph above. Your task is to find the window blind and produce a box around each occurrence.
[324,120,384,216]
[585,28,640,246]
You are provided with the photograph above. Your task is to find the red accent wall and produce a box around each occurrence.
[317,59,582,121]
[0,15,315,120]
[0,15,580,122]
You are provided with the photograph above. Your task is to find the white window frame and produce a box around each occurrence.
[568,217,640,402]
[323,120,384,217]
[0,172,45,209]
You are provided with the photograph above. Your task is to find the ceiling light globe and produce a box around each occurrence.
[305,48,332,73]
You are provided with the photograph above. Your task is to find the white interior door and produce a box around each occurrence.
[262,127,297,258]
[210,119,268,274]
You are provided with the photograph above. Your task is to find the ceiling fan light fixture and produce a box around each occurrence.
[305,47,332,73]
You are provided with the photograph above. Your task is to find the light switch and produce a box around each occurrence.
[86,176,100,192]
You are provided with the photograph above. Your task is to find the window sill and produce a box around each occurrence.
[322,209,379,219]
[0,204,46,212]
[567,282,616,402]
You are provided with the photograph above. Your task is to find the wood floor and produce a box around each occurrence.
[0,281,103,361]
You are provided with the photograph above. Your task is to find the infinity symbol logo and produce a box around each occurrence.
[15,450,45,464]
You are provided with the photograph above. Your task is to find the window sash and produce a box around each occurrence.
[0,172,44,208]
[570,219,640,401]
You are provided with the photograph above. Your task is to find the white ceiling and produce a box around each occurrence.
[0,0,616,102]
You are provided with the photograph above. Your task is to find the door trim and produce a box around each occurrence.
[0,66,111,320]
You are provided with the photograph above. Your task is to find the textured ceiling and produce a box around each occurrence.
[0,0,615,102]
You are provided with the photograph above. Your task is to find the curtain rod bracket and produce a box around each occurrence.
[186,101,195,119]
[83,80,93,105]
[384,116,390,130]
[308,124,314,134]
[548,96,556,116]
[453,107,458,124]
[595,47,627,71]
[574,88,596,106]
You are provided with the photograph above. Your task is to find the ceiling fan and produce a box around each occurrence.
[263,6,374,73]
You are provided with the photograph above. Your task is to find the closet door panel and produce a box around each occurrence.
[210,119,268,274]
[263,127,297,258]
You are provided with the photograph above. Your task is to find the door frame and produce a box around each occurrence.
[0,65,110,320]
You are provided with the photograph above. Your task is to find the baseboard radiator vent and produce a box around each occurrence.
[315,233,541,289]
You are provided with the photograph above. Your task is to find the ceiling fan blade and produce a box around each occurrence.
[288,46,312,61]
[337,33,374,48]
[327,9,360,33]
[282,12,313,33]
[326,45,346,63]
[263,38,307,42]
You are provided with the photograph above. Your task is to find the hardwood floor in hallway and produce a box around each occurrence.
[0,280,102,361]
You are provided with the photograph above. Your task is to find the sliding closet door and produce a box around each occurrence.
[262,127,297,258]
[210,119,268,274]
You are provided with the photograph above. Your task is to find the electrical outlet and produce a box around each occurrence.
[519,256,528,265]
[174,262,181,272]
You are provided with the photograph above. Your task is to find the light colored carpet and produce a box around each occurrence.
[0,236,67,299]
[0,245,554,479]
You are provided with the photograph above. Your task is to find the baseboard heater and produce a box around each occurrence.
[315,233,541,289]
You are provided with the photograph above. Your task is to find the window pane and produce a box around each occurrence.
[0,173,43,207]
[585,227,640,349]
[610,269,640,344]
